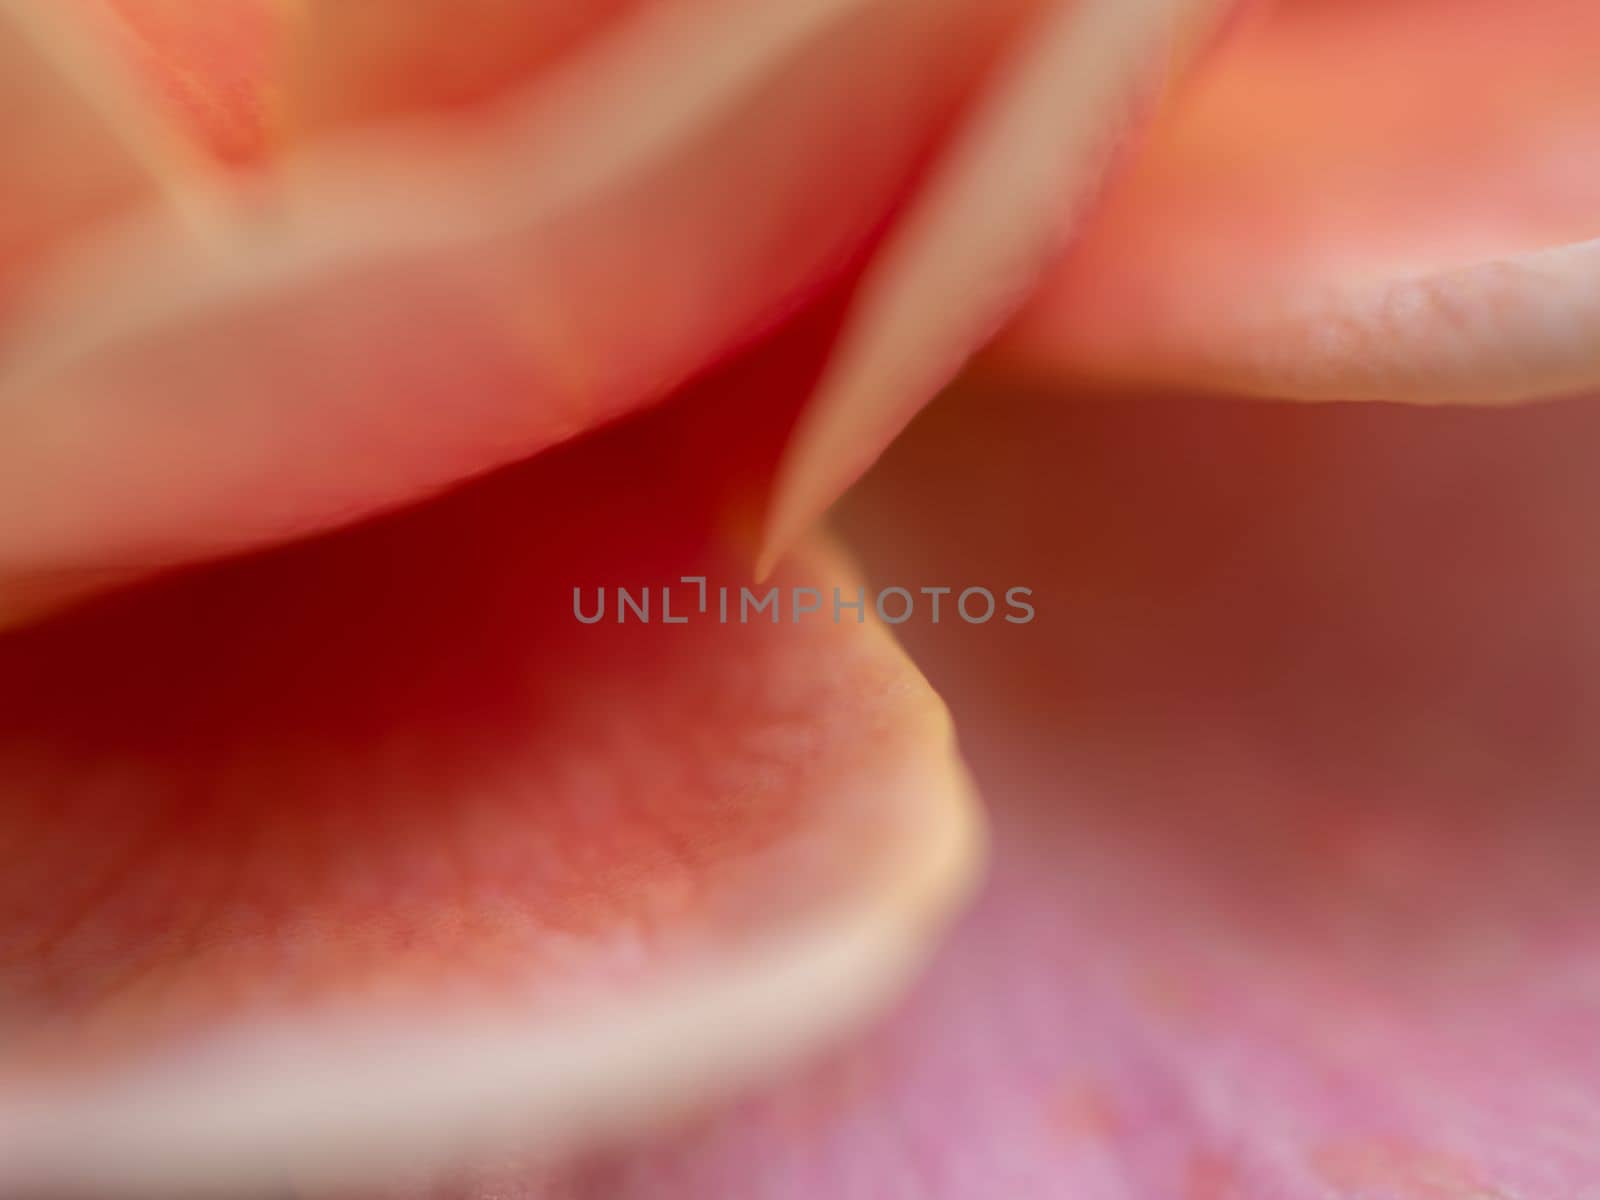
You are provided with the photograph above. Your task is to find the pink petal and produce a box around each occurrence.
[505,384,1600,1199]
[996,0,1600,403]
[0,324,979,1197]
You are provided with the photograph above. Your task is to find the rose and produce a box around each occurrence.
[1,1,1597,1197]
[0,4,1201,1193]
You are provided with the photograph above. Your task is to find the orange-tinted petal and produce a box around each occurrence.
[0,340,978,1197]
[78,0,287,165]
[290,0,643,134]
[997,0,1600,403]
[0,0,1033,627]
[0,0,191,314]
[760,0,1233,575]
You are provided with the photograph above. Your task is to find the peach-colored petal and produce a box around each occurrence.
[997,0,1600,403]
[0,0,1032,628]
[0,0,193,314]
[79,0,286,165]
[759,0,1233,575]
[509,384,1600,1200]
[289,0,643,134]
[0,339,979,1198]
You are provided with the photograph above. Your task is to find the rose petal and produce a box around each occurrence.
[759,0,1233,575]
[996,0,1600,403]
[515,383,1600,1200]
[0,327,980,1197]
[289,0,642,134]
[78,0,285,165]
[0,0,1032,627]
[0,0,192,313]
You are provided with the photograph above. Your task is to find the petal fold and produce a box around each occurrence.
[80,0,286,165]
[996,0,1600,403]
[289,0,641,134]
[0,0,192,313]
[760,0,1233,574]
[523,382,1600,1200]
[0,0,1031,626]
[0,349,980,1197]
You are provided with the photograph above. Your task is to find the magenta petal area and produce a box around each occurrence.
[432,387,1600,1200]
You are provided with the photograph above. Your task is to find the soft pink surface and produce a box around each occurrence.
[457,387,1600,1200]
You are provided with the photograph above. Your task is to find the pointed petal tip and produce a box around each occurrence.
[762,0,1234,555]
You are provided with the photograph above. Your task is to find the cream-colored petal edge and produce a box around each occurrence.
[760,0,1233,576]
[1164,238,1600,405]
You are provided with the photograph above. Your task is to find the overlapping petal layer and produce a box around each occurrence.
[0,0,1034,625]
[0,332,979,1197]
[514,385,1600,1200]
[289,0,644,134]
[998,0,1600,403]
[0,1,186,316]
[761,0,1231,569]
[6,3,1593,1197]
[79,0,283,164]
